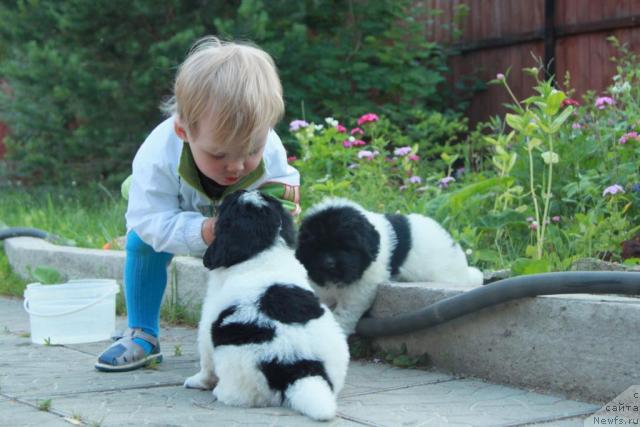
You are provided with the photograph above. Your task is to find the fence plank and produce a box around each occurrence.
[423,0,640,125]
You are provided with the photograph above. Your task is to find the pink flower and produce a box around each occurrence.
[352,139,367,147]
[619,131,639,145]
[357,150,379,160]
[572,123,583,130]
[336,124,347,133]
[342,140,353,148]
[350,127,364,136]
[408,176,422,184]
[408,154,420,162]
[287,156,297,163]
[551,216,561,223]
[496,73,505,80]
[289,119,309,131]
[530,221,539,231]
[393,146,412,156]
[357,113,379,126]
[595,96,615,110]
[602,184,625,197]
[438,176,456,188]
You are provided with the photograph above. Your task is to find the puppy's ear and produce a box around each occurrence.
[203,191,281,269]
[262,193,297,248]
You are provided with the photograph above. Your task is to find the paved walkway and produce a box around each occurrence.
[0,297,599,426]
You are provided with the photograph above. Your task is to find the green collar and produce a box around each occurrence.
[178,142,265,201]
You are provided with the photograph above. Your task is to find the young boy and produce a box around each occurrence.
[95,36,300,372]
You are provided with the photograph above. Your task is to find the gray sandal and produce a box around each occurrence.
[95,328,163,372]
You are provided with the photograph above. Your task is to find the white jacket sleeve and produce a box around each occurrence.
[125,143,208,257]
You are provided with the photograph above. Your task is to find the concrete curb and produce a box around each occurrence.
[4,237,639,403]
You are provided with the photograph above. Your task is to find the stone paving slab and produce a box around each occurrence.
[0,397,70,427]
[0,297,601,426]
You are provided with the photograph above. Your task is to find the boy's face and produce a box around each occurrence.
[175,117,267,186]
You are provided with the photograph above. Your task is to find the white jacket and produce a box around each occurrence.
[126,116,300,256]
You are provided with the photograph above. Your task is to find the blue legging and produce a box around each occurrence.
[124,231,173,337]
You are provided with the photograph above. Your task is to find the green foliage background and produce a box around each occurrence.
[0,0,466,186]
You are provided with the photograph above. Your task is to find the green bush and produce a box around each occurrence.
[0,0,465,186]
[293,40,640,273]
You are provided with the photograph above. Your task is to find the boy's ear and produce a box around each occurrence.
[174,118,189,142]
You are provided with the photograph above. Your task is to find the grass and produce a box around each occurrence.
[0,184,127,297]
[37,398,52,411]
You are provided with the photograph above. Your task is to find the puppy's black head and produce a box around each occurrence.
[295,205,380,286]
[203,190,296,269]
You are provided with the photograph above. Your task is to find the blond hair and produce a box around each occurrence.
[166,36,284,151]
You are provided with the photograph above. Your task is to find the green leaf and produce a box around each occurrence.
[476,210,527,230]
[545,90,566,115]
[506,113,524,131]
[31,266,62,285]
[511,258,551,276]
[438,177,513,216]
[550,106,574,133]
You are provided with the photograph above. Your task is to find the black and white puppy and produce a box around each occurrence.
[184,190,349,421]
[295,198,484,334]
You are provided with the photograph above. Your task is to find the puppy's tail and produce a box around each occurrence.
[467,266,484,286]
[286,376,336,421]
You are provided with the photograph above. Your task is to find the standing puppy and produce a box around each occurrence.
[295,198,483,334]
[184,190,349,421]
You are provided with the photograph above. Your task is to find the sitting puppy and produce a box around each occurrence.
[184,190,349,421]
[295,198,483,334]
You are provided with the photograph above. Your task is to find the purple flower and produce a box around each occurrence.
[393,146,412,157]
[342,139,353,148]
[289,119,309,132]
[632,183,640,193]
[602,184,625,197]
[438,176,456,188]
[619,131,639,145]
[572,123,583,130]
[357,150,379,160]
[595,96,615,110]
[496,73,505,80]
[408,176,422,184]
[551,216,561,223]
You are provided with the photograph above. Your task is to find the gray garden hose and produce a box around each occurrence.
[355,271,640,337]
[0,227,56,241]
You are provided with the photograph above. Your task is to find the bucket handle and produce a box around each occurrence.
[23,288,119,317]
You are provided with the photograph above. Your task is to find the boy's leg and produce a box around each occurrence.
[95,230,172,371]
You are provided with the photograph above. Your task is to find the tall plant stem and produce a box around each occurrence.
[539,135,554,259]
[527,146,542,259]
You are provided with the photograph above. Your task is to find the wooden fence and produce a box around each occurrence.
[421,0,640,125]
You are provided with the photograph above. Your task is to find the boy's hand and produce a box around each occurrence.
[201,217,216,246]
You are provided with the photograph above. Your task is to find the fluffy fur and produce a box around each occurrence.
[184,190,349,421]
[295,198,484,334]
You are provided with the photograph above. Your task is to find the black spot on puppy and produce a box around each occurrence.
[260,359,333,396]
[385,214,412,276]
[258,284,324,324]
[212,306,276,346]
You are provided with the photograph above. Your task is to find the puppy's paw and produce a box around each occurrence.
[184,371,219,390]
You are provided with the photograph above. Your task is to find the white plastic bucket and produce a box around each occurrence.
[23,279,120,345]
